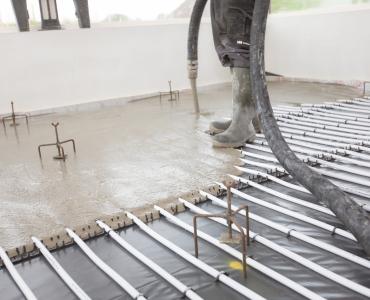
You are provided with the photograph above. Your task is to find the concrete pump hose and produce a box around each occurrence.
[187,0,208,114]
[250,0,370,256]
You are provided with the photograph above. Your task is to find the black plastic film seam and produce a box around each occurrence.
[249,0,370,256]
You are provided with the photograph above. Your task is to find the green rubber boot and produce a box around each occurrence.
[213,67,257,148]
[209,115,261,135]
[209,119,232,135]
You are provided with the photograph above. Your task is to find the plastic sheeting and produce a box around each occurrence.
[0,206,302,300]
[1,178,369,299]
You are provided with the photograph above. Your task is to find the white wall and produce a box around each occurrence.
[1,5,370,113]
[0,22,229,113]
[265,6,370,84]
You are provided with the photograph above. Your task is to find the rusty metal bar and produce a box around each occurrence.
[38,122,76,161]
[159,81,180,102]
[2,101,29,128]
[192,182,250,279]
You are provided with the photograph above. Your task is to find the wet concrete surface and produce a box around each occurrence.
[0,81,361,249]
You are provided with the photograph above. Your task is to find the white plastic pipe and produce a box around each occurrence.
[304,103,370,116]
[228,174,334,216]
[274,108,370,127]
[241,151,280,163]
[306,111,370,126]
[301,102,370,114]
[254,136,336,156]
[259,132,368,154]
[274,105,302,111]
[200,191,370,269]
[235,166,310,194]
[253,139,370,168]
[241,144,370,179]
[31,237,91,300]
[328,102,370,114]
[276,116,370,137]
[338,100,370,107]
[311,168,370,190]
[257,132,370,154]
[0,247,37,300]
[256,136,370,162]
[65,228,146,300]
[95,220,203,300]
[154,205,325,300]
[179,199,370,298]
[297,112,370,128]
[240,158,287,173]
[276,113,370,131]
[309,108,370,122]
[236,165,370,202]
[276,111,370,129]
[338,99,370,105]
[354,97,370,101]
[279,126,370,146]
[242,146,370,187]
[125,212,266,300]
[240,158,370,200]
[244,144,370,178]
[214,180,356,241]
[277,122,370,141]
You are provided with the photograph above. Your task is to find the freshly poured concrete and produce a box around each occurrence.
[0,81,361,249]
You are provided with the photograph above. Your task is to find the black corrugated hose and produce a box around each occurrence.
[187,0,208,114]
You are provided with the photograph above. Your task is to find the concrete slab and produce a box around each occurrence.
[0,81,361,249]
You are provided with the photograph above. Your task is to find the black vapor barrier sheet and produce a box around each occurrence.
[0,176,370,299]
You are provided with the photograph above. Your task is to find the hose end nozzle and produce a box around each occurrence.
[188,60,199,80]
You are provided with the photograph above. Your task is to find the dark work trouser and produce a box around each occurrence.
[211,0,255,68]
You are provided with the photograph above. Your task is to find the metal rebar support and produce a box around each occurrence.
[38,122,76,161]
[1,101,29,128]
[159,81,180,102]
[193,182,250,279]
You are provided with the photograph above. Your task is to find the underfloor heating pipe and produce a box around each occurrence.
[0,247,37,300]
[213,180,356,241]
[32,237,91,300]
[276,116,370,136]
[240,157,370,202]
[275,112,370,131]
[235,166,311,194]
[96,220,203,300]
[155,205,325,300]
[228,174,335,216]
[126,212,266,300]
[200,191,370,269]
[65,228,147,300]
[242,145,370,178]
[179,198,370,298]
[256,134,370,161]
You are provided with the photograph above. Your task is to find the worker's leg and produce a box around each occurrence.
[212,67,256,148]
[210,0,255,68]
[209,0,259,142]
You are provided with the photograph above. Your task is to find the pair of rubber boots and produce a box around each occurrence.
[211,67,261,148]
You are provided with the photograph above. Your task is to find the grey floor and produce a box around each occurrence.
[0,81,361,249]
